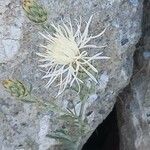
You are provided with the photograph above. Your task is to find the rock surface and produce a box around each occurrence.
[0,0,24,63]
[0,0,143,149]
[117,1,150,150]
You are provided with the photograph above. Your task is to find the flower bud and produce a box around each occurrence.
[2,80,28,98]
[22,0,47,23]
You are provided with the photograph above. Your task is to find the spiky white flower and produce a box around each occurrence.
[37,16,109,96]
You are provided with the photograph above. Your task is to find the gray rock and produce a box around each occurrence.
[117,49,150,150]
[0,0,143,149]
[117,1,150,149]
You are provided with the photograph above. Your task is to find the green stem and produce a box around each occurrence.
[41,23,48,30]
[40,22,55,33]
[21,94,72,116]
[79,101,85,119]
[73,102,77,116]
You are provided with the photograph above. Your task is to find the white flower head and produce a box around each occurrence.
[37,16,109,96]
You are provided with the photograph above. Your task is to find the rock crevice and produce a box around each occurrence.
[116,1,150,149]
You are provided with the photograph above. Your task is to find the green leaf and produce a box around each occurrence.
[58,114,77,122]
[46,129,78,150]
[20,98,36,104]
[46,131,72,142]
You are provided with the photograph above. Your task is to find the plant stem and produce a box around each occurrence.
[79,101,85,119]
[73,102,77,116]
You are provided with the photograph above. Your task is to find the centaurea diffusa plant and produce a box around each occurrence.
[3,3,111,148]
[37,16,109,96]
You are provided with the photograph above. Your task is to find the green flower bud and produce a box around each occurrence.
[23,0,47,24]
[2,80,29,98]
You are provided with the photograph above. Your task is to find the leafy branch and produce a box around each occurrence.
[2,76,93,150]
